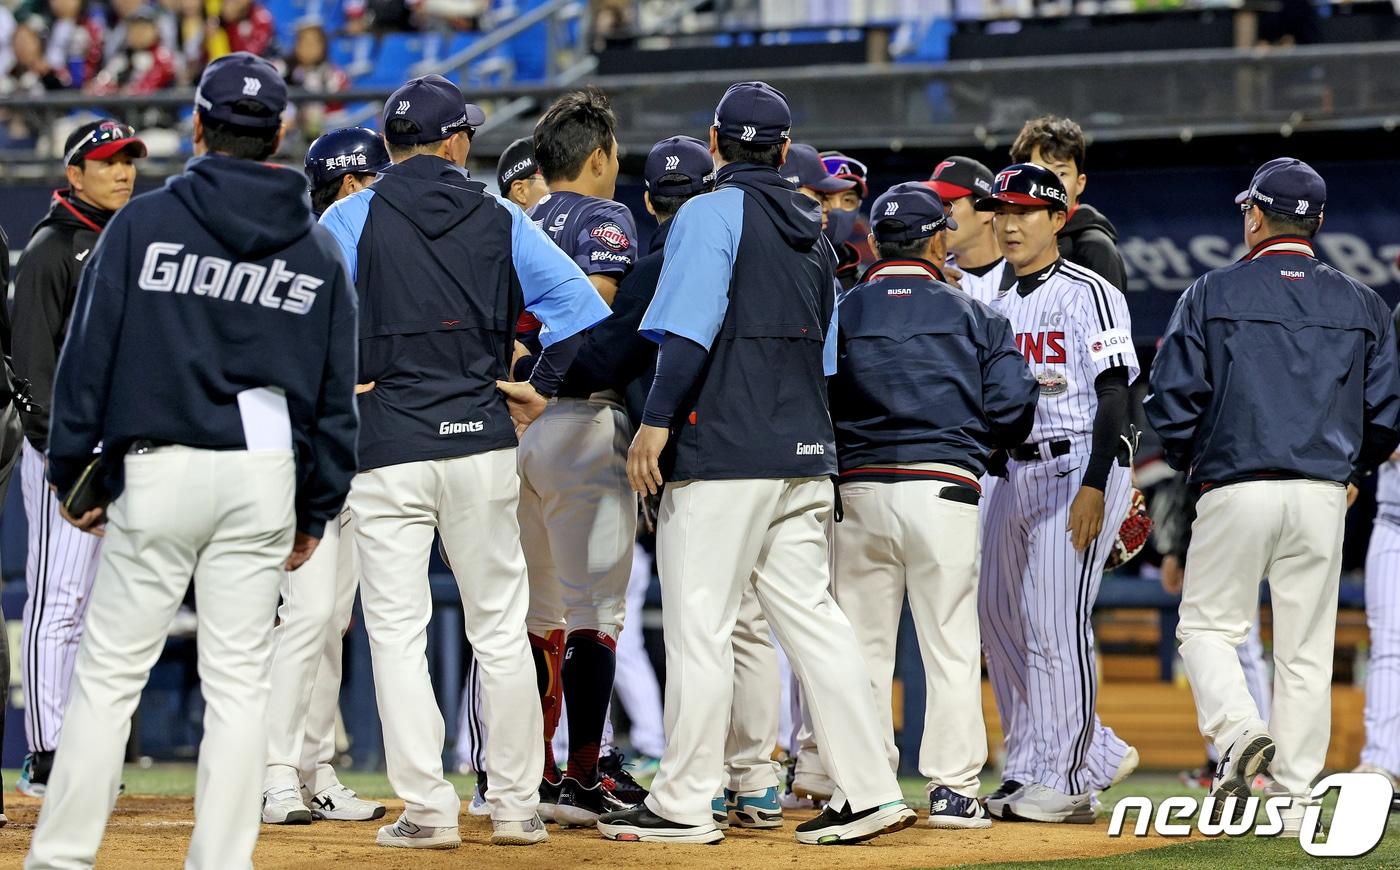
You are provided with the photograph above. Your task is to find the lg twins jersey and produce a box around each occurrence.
[1379,458,1400,509]
[989,259,1139,443]
[951,256,1013,306]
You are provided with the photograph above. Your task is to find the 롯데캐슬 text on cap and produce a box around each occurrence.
[383,75,486,146]
[713,81,792,145]
[645,135,715,196]
[194,51,287,128]
[928,155,994,202]
[1235,157,1326,218]
[870,182,958,242]
[782,143,855,194]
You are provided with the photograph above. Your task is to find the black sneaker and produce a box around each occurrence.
[598,750,649,807]
[794,800,917,845]
[553,776,628,827]
[597,804,724,843]
[984,779,1023,820]
[18,751,54,798]
[538,777,562,824]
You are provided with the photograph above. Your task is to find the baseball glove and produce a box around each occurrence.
[1105,488,1153,571]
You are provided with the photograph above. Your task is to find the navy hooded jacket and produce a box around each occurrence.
[829,258,1038,477]
[1145,235,1400,487]
[47,155,359,538]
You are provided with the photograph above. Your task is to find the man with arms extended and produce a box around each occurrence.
[1147,158,1400,832]
[320,74,610,848]
[11,118,146,797]
[597,81,915,846]
[25,52,357,868]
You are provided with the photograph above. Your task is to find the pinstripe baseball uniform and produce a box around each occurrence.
[979,259,1138,796]
[1363,458,1400,775]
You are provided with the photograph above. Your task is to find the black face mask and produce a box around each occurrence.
[823,206,859,245]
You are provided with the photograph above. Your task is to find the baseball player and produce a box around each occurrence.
[781,143,859,287]
[818,150,873,275]
[512,87,641,825]
[1009,116,1126,290]
[0,225,21,827]
[929,156,1014,304]
[975,164,1140,823]
[320,74,609,848]
[11,118,147,797]
[599,81,915,845]
[25,53,358,869]
[1360,446,1400,791]
[1147,158,1400,833]
[828,182,1038,829]
[258,126,392,826]
[497,137,548,210]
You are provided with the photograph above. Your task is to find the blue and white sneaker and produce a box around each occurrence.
[926,785,991,829]
[17,752,52,798]
[711,793,730,829]
[726,786,784,828]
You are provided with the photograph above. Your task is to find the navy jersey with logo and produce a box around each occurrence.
[527,190,638,279]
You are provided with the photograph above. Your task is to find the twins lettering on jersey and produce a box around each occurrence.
[1016,331,1067,365]
[137,242,320,315]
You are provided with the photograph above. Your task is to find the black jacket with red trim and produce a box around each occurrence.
[11,190,115,450]
[829,257,1039,477]
[1146,235,1400,487]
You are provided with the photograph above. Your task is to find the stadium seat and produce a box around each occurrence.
[356,33,428,87]
[897,18,955,63]
[331,33,376,75]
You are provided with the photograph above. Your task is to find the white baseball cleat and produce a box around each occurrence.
[1003,783,1095,824]
[1210,729,1275,825]
[309,783,386,821]
[261,785,314,824]
[491,815,549,845]
[1109,745,1140,789]
[376,814,461,849]
[791,771,836,802]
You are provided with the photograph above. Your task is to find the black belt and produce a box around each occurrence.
[1009,440,1072,462]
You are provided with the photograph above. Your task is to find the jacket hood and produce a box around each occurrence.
[716,162,823,251]
[1063,203,1119,242]
[34,189,114,237]
[369,154,488,240]
[167,155,315,259]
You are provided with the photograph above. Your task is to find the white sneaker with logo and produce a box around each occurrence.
[376,814,461,849]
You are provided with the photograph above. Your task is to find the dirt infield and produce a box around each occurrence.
[0,795,1187,868]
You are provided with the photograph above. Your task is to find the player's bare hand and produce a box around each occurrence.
[355,381,375,395]
[1160,554,1184,596]
[285,532,320,571]
[1067,485,1105,552]
[944,261,964,290]
[628,424,670,496]
[496,380,548,435]
[59,504,106,537]
[510,341,530,380]
[1348,483,1359,509]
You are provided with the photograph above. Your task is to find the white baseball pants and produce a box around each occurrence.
[349,448,542,825]
[645,477,900,826]
[26,447,295,870]
[1363,518,1400,774]
[1179,479,1346,803]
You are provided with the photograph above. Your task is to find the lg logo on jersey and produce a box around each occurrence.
[1108,772,1392,857]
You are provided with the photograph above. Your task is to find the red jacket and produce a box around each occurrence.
[224,3,275,57]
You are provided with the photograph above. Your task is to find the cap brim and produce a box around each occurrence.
[974,191,1061,211]
[927,180,972,201]
[810,175,856,194]
[464,103,486,127]
[946,215,958,231]
[84,137,148,162]
[1234,188,1251,205]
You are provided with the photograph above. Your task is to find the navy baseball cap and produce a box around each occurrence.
[304,126,389,191]
[496,137,538,189]
[870,182,958,242]
[928,155,994,202]
[820,150,868,198]
[782,143,855,194]
[645,135,715,196]
[382,75,485,146]
[194,51,287,129]
[974,163,1069,212]
[714,81,791,146]
[1235,157,1325,218]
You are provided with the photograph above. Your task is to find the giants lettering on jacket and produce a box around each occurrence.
[137,242,320,315]
[1015,330,1066,364]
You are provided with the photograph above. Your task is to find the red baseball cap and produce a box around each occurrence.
[64,120,148,166]
[928,155,994,202]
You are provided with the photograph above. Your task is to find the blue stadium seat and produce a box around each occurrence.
[898,18,954,63]
[331,33,375,72]
[356,33,427,86]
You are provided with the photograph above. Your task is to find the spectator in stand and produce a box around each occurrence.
[0,6,16,75]
[43,0,104,87]
[87,6,176,94]
[285,21,348,140]
[208,0,276,60]
[5,21,71,93]
[99,0,141,59]
[172,0,206,81]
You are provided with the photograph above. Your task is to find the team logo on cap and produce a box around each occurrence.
[664,155,680,171]
[590,222,631,252]
[740,125,757,142]
[934,160,956,178]
[242,77,261,96]
[995,169,1022,191]
[884,201,900,216]
[395,100,410,115]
